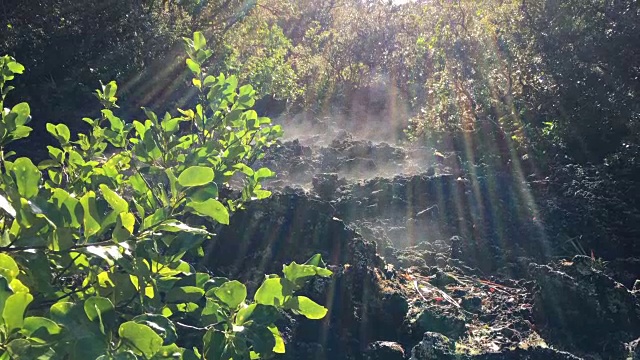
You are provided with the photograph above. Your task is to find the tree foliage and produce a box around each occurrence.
[0,33,331,359]
[2,0,638,165]
[227,0,639,165]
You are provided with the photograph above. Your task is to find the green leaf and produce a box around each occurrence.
[203,75,217,88]
[46,123,70,144]
[50,188,81,228]
[10,125,31,141]
[113,212,135,242]
[50,301,103,342]
[282,261,332,289]
[79,191,102,237]
[285,296,328,320]
[133,314,177,346]
[47,146,64,162]
[153,260,192,277]
[84,296,115,334]
[203,328,225,360]
[187,199,229,225]
[235,304,279,326]
[6,61,25,74]
[304,254,326,267]
[153,344,184,359]
[6,339,31,358]
[119,321,163,359]
[165,286,205,303]
[193,32,207,51]
[208,280,246,309]
[103,109,124,131]
[9,158,40,199]
[49,302,75,323]
[178,166,214,187]
[156,220,212,236]
[100,184,128,213]
[254,168,275,181]
[235,304,256,326]
[0,254,19,282]
[186,59,201,75]
[254,278,287,307]
[269,325,285,354]
[244,324,275,355]
[188,183,219,202]
[142,207,169,231]
[3,292,33,333]
[21,316,62,343]
[234,163,254,177]
[10,103,30,126]
[104,81,118,99]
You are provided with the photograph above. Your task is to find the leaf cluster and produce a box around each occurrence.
[0,33,331,359]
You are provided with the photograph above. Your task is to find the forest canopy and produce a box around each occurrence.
[1,0,638,166]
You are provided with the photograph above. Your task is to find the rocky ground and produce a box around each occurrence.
[205,125,640,360]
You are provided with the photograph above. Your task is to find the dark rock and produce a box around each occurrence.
[413,308,467,339]
[312,173,343,199]
[396,251,428,269]
[375,292,410,339]
[364,341,405,360]
[530,257,640,358]
[431,269,459,288]
[606,258,640,289]
[341,157,378,172]
[410,332,584,360]
[480,347,583,360]
[461,296,482,313]
[371,142,406,163]
[409,332,456,360]
[208,190,383,287]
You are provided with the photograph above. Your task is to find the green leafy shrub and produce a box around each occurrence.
[0,32,331,359]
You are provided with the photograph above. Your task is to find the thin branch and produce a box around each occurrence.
[0,239,116,253]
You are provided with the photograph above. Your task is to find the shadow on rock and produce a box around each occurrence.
[530,255,640,359]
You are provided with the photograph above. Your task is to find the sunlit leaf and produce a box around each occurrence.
[187,199,229,225]
[84,296,115,334]
[0,254,19,282]
[119,321,163,358]
[3,292,33,333]
[9,158,40,199]
[193,32,207,50]
[80,191,101,237]
[254,278,287,307]
[178,166,214,187]
[284,296,328,320]
[22,316,62,343]
[207,280,246,309]
[100,184,128,213]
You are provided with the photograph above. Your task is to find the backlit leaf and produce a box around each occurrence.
[208,280,246,309]
[178,166,214,187]
[3,292,33,333]
[119,321,163,359]
[285,296,327,320]
[187,199,229,225]
[9,158,40,199]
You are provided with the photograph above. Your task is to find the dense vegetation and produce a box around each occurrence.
[0,0,639,358]
[2,0,638,164]
[0,35,331,358]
